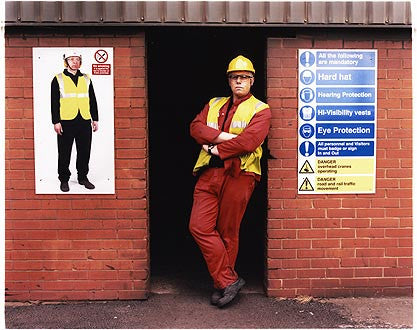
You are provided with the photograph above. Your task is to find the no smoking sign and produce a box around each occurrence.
[94,49,108,63]
[93,49,111,75]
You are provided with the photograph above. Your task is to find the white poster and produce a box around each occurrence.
[33,47,115,194]
[298,49,377,194]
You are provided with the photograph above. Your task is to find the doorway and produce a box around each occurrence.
[147,27,268,293]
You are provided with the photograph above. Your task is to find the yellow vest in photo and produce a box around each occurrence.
[56,73,91,120]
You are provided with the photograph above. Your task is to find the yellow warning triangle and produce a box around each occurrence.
[299,177,314,191]
[299,160,314,174]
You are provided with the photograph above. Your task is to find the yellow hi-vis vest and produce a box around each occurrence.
[193,95,269,175]
[56,73,91,120]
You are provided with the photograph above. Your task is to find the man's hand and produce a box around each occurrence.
[213,132,237,143]
[54,123,63,135]
[92,121,99,132]
[203,144,219,156]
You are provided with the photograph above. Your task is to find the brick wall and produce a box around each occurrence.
[5,32,148,301]
[5,30,412,301]
[266,36,412,297]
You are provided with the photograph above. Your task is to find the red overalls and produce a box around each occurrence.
[189,93,271,289]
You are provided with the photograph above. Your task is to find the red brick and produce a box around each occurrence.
[312,239,340,249]
[283,279,310,288]
[384,267,412,277]
[311,259,339,268]
[327,209,355,218]
[385,228,412,238]
[327,229,355,238]
[312,219,341,228]
[282,240,311,249]
[385,248,412,257]
[326,249,354,258]
[354,268,382,278]
[311,279,340,288]
[326,268,354,278]
[369,258,397,267]
[297,229,325,239]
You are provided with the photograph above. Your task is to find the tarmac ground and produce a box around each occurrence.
[5,281,413,329]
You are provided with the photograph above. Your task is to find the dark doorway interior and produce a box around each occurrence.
[148,27,268,292]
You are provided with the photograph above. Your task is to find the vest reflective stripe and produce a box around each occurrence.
[56,73,91,120]
[230,121,247,129]
[193,95,269,175]
[206,97,229,130]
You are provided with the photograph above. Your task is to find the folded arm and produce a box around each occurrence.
[216,108,271,160]
[190,103,237,145]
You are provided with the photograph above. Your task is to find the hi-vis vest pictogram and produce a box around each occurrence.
[56,73,91,120]
[193,95,269,175]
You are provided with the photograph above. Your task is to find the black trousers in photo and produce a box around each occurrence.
[57,118,92,183]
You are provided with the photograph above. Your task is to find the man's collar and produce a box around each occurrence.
[232,93,252,105]
[64,69,82,77]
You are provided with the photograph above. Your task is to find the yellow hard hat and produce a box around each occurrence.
[227,55,255,74]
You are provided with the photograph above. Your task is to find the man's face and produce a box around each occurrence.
[66,56,81,70]
[228,71,254,99]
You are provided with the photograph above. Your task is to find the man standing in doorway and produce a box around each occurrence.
[189,55,271,307]
[51,50,99,192]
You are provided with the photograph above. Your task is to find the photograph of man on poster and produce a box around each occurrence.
[51,50,99,192]
[33,47,114,194]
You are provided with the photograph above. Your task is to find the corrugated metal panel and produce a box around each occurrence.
[20,1,39,22]
[122,2,143,23]
[247,2,265,24]
[267,2,285,23]
[288,2,305,24]
[5,1,412,27]
[61,2,81,23]
[351,2,367,24]
[185,1,203,23]
[308,2,327,24]
[103,2,121,22]
[391,1,411,24]
[227,2,245,24]
[144,2,162,23]
[40,1,60,22]
[328,2,347,24]
[206,2,225,23]
[165,2,183,23]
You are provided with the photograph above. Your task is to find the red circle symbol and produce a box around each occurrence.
[94,49,108,63]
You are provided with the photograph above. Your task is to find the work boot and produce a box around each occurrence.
[60,181,69,192]
[78,179,95,189]
[217,277,245,308]
[210,289,223,305]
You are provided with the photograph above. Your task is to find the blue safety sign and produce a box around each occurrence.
[300,70,315,85]
[300,106,315,121]
[316,105,375,121]
[298,49,377,194]
[300,124,315,139]
[300,51,315,67]
[316,51,376,67]
[299,141,315,157]
[316,70,375,85]
[316,123,374,139]
[316,87,375,103]
[300,88,315,103]
[316,141,374,157]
